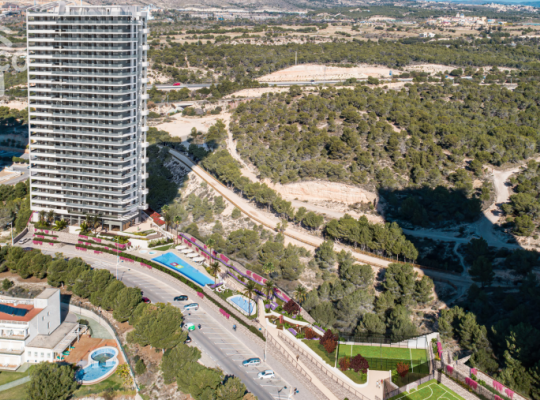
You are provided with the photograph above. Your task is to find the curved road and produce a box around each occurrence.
[22,244,316,400]
[169,149,473,287]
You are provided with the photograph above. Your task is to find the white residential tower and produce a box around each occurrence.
[27,2,150,231]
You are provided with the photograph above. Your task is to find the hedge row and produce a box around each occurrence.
[33,233,59,238]
[32,237,60,244]
[73,243,265,341]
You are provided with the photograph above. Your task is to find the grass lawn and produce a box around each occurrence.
[387,379,465,400]
[0,382,29,400]
[338,345,427,362]
[301,340,366,384]
[0,366,34,386]
[72,370,135,399]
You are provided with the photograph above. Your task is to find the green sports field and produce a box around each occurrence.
[338,345,428,362]
[387,379,465,400]
[338,344,430,386]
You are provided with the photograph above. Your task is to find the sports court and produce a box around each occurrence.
[387,379,465,400]
[338,344,428,369]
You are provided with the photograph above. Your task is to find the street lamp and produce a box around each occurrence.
[278,386,288,400]
[9,222,13,246]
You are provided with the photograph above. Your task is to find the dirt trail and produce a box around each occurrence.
[170,149,473,287]
[225,130,383,222]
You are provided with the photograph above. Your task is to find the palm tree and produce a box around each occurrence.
[79,221,89,234]
[38,210,46,225]
[264,280,274,300]
[209,261,221,285]
[243,281,257,317]
[53,219,68,231]
[206,238,215,259]
[91,215,101,234]
[294,285,307,305]
[174,215,182,242]
[164,212,172,232]
[47,210,55,225]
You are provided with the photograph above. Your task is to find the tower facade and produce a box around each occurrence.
[27,2,149,230]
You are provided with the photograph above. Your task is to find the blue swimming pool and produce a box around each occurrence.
[76,361,117,382]
[76,346,119,383]
[227,295,257,316]
[152,253,214,287]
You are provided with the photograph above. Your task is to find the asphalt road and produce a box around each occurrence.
[2,166,29,185]
[26,244,314,400]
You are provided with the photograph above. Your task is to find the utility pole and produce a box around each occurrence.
[9,222,13,245]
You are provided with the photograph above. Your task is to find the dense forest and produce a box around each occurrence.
[502,160,540,237]
[149,37,540,84]
[227,80,540,226]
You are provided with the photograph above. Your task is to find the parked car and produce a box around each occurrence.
[174,295,188,301]
[185,336,192,343]
[184,323,196,332]
[183,303,199,311]
[258,370,275,379]
[173,82,182,86]
[142,297,151,304]
[242,358,261,367]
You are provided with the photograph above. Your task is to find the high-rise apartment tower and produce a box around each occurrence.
[27,2,150,231]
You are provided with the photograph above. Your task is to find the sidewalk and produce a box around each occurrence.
[259,299,338,400]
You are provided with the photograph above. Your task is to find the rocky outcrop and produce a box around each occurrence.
[267,180,377,205]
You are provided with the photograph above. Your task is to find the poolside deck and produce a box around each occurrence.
[63,335,123,366]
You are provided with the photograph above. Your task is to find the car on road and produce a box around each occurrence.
[242,358,261,367]
[142,297,151,304]
[258,370,275,379]
[173,82,182,86]
[183,303,199,311]
[184,323,196,332]
[174,295,188,301]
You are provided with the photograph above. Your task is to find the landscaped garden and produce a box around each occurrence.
[300,329,430,387]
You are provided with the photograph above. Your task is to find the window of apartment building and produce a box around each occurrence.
[40,353,44,358]
[34,352,37,357]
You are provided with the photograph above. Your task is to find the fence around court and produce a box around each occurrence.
[278,332,374,400]
[339,333,437,349]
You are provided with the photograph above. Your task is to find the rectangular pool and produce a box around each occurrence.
[152,252,214,287]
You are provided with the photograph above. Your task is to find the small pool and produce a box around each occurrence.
[227,295,257,316]
[76,346,119,384]
[149,251,157,255]
[152,253,214,287]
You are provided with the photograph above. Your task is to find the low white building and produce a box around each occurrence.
[0,289,80,370]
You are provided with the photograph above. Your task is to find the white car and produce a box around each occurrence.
[183,303,199,311]
[258,370,275,380]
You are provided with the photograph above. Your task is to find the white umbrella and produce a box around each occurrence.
[193,256,205,262]
[176,245,188,250]
[181,249,192,254]
[187,253,198,258]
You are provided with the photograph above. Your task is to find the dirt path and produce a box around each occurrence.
[170,149,474,288]
[226,130,383,222]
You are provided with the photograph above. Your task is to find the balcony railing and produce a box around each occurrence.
[30,55,137,60]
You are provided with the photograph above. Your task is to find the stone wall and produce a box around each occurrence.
[439,373,481,400]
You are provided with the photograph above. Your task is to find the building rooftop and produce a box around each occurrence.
[0,304,41,322]
[27,313,78,350]
[35,288,57,300]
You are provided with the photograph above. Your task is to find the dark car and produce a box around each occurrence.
[142,297,151,304]
[185,336,192,344]
[174,295,188,301]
